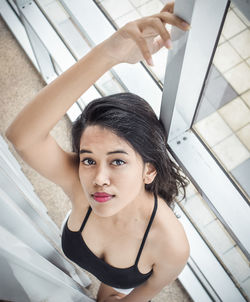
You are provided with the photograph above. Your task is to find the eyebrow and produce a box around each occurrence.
[79,149,129,155]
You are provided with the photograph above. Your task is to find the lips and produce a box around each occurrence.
[93,192,114,203]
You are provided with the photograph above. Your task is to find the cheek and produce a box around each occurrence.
[78,166,92,187]
[118,166,144,188]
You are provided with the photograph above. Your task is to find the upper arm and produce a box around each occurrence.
[150,235,190,288]
[13,134,80,196]
[148,218,190,289]
[129,240,189,301]
[123,225,190,302]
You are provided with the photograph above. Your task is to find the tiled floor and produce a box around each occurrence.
[231,158,250,196]
[222,9,247,39]
[224,62,250,94]
[180,180,250,297]
[218,97,250,131]
[237,123,250,150]
[101,0,135,19]
[202,219,235,255]
[194,5,250,201]
[212,134,249,170]
[194,112,233,147]
[180,193,216,227]
[242,89,250,107]
[191,6,250,296]
[223,246,249,282]
[230,29,250,59]
[213,42,242,73]
[196,66,238,117]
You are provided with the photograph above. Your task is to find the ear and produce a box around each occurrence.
[143,163,157,184]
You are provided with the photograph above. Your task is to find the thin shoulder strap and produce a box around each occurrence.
[135,193,158,266]
[79,206,92,233]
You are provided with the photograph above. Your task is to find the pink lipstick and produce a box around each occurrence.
[93,192,113,203]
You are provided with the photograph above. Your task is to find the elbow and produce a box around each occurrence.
[6,123,45,152]
[5,125,24,151]
[5,125,15,143]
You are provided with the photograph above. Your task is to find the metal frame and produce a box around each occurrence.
[176,204,245,302]
[161,0,230,139]
[161,0,249,300]
[1,0,83,121]
[0,0,38,69]
[161,0,250,256]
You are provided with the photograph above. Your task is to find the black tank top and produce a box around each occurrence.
[61,194,158,289]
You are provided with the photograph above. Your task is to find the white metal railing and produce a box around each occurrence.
[0,135,92,300]
[161,0,249,300]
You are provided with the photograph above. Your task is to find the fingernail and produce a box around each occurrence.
[147,57,154,66]
[181,21,190,30]
[165,39,172,49]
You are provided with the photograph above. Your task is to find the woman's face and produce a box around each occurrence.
[78,125,151,217]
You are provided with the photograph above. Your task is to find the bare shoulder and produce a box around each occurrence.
[152,197,190,264]
[144,197,190,287]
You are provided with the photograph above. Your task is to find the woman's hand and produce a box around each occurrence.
[102,2,190,66]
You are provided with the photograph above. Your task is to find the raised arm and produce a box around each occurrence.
[6,2,189,197]
[5,43,117,195]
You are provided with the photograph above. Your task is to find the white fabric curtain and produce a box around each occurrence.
[0,135,93,302]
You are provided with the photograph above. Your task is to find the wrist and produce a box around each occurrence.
[96,35,123,67]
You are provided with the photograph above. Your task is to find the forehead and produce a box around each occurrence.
[80,125,132,151]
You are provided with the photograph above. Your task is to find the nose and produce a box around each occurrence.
[93,164,110,187]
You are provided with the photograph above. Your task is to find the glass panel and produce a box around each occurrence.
[95,0,170,83]
[193,4,250,201]
[33,0,166,117]
[36,0,91,58]
[178,181,250,299]
[36,0,126,97]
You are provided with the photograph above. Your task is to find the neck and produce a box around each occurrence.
[108,190,154,227]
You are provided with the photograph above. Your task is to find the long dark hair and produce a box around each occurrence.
[72,92,188,209]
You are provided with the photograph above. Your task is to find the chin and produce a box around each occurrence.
[92,204,122,218]
[91,206,116,218]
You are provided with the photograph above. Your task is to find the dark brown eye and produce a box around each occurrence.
[82,158,95,165]
[112,159,126,166]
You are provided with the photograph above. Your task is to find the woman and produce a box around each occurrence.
[6,2,190,302]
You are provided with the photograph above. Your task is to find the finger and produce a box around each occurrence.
[128,27,154,65]
[157,11,190,31]
[153,36,168,53]
[160,1,174,13]
[139,18,172,49]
